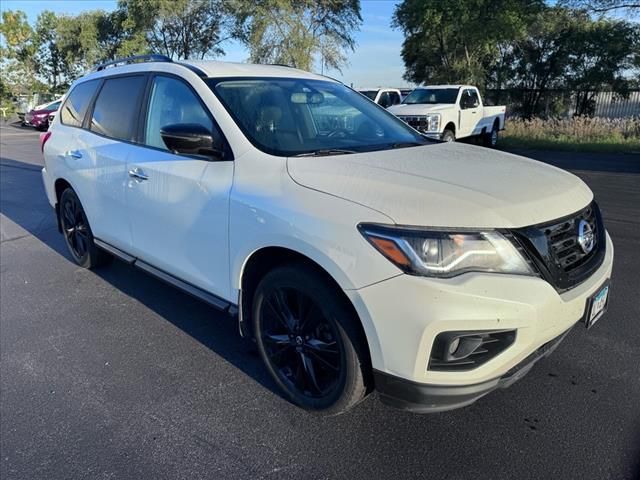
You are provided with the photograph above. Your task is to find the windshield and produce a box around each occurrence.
[358,90,378,101]
[208,78,428,156]
[402,88,459,105]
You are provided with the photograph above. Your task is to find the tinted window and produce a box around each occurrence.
[378,92,391,108]
[90,76,146,141]
[402,88,459,105]
[359,90,378,101]
[47,101,61,111]
[144,76,218,150]
[461,89,480,109]
[389,92,401,105]
[210,78,427,157]
[60,80,100,127]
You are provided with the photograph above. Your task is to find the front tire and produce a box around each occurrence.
[442,129,455,143]
[58,188,111,269]
[253,265,370,415]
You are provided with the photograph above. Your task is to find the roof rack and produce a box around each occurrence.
[93,54,173,72]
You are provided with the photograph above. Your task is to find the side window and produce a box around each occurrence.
[144,75,219,152]
[389,92,401,105]
[60,80,100,127]
[461,89,480,109]
[378,92,391,108]
[90,76,146,141]
[468,90,480,108]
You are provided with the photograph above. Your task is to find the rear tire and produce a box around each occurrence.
[58,188,111,269]
[252,264,370,415]
[442,129,455,143]
[484,124,499,148]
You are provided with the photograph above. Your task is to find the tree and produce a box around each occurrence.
[230,0,362,72]
[34,11,67,91]
[487,7,580,116]
[565,18,640,115]
[118,0,231,60]
[560,0,640,14]
[392,0,544,88]
[0,10,39,96]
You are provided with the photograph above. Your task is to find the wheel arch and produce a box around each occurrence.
[237,245,380,376]
[53,178,74,233]
[444,121,456,134]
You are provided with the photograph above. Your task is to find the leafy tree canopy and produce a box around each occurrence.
[229,0,362,72]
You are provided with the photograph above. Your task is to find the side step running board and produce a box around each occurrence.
[94,238,236,314]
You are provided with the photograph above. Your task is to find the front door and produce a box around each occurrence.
[126,74,234,300]
[459,89,480,137]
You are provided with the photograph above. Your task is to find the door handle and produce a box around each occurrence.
[65,150,82,159]
[128,167,149,181]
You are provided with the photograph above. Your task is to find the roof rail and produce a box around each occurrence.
[93,54,173,72]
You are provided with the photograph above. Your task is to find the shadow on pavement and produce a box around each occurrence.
[502,148,640,174]
[0,156,279,398]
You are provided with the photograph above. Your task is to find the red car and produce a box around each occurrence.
[23,100,61,131]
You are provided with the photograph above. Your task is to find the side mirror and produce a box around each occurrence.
[160,123,224,160]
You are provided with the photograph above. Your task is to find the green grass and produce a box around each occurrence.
[501,117,640,154]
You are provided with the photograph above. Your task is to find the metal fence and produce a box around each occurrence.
[484,89,640,119]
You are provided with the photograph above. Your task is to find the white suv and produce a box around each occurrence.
[41,56,614,414]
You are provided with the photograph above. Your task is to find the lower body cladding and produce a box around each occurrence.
[349,233,614,413]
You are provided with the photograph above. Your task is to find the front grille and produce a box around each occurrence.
[511,202,606,292]
[398,115,427,131]
[544,204,597,271]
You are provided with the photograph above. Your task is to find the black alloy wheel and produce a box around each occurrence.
[58,188,111,268]
[253,265,369,414]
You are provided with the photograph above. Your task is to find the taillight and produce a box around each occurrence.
[40,131,52,153]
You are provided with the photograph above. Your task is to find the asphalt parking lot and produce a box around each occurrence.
[1,124,639,480]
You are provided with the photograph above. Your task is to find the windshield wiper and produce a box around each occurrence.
[294,149,358,157]
[390,142,424,149]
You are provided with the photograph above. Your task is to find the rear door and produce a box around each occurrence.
[74,74,147,251]
[125,74,234,300]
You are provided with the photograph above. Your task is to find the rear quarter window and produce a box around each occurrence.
[60,80,100,127]
[90,75,146,141]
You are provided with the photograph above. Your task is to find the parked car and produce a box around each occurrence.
[24,98,62,130]
[41,55,613,415]
[387,85,506,147]
[357,88,403,108]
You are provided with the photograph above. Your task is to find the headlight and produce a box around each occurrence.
[425,114,440,132]
[359,224,535,278]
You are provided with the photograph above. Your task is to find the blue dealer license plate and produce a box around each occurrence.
[586,283,609,329]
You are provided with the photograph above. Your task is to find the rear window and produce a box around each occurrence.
[90,76,146,141]
[60,80,100,127]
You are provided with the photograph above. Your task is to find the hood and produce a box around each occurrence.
[387,103,455,115]
[30,107,56,115]
[287,143,592,228]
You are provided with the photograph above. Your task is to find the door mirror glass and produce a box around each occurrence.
[160,123,223,160]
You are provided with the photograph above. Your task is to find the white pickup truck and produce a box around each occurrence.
[357,88,403,108]
[387,85,506,147]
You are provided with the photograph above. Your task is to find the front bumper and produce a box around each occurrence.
[348,232,613,411]
[24,115,47,128]
[374,326,571,413]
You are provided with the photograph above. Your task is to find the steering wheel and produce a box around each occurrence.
[327,128,351,138]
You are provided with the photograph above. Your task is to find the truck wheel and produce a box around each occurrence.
[484,125,499,148]
[253,264,370,415]
[442,129,455,143]
[58,188,111,269]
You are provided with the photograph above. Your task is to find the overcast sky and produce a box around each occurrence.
[1,0,413,88]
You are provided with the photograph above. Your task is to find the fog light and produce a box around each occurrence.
[429,329,517,372]
[448,337,460,355]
